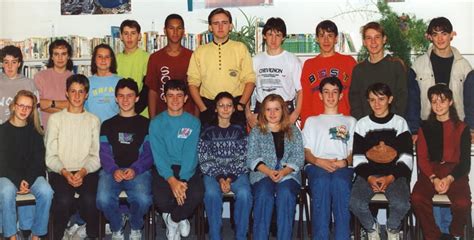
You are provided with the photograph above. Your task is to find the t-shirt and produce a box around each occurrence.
[302,114,356,161]
[430,52,454,85]
[85,74,121,123]
[0,73,38,124]
[252,50,302,103]
[33,68,73,128]
[300,53,356,127]
[187,40,256,99]
[100,114,152,174]
[145,47,195,114]
[117,48,149,117]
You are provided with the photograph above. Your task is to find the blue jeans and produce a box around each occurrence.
[96,170,152,231]
[0,177,53,237]
[203,174,252,240]
[306,165,353,240]
[252,177,299,240]
[350,176,410,231]
[434,206,452,234]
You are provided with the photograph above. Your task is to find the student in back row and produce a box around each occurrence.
[300,20,356,127]
[146,14,197,118]
[249,17,302,128]
[187,8,256,128]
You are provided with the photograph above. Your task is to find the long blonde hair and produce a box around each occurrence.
[9,90,44,135]
[257,94,293,140]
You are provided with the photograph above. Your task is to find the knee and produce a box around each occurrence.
[0,181,16,200]
[349,197,367,213]
[410,192,427,207]
[451,198,471,211]
[204,185,221,201]
[96,192,111,209]
[235,187,252,204]
[391,198,411,213]
[132,193,152,208]
[36,185,54,201]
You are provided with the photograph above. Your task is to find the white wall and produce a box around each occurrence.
[1,0,473,55]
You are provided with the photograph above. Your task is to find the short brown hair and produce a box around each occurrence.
[208,8,232,25]
[361,22,385,39]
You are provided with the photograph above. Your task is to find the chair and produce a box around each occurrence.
[196,191,252,240]
[15,193,53,240]
[353,193,413,240]
[98,191,155,239]
[414,194,472,240]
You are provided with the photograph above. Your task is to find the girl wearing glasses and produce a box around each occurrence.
[198,91,252,240]
[0,90,53,240]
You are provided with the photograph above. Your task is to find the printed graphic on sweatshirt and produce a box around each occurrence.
[257,67,285,92]
[178,128,192,139]
[118,132,134,144]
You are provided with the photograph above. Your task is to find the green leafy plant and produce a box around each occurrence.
[357,1,429,67]
[229,9,261,56]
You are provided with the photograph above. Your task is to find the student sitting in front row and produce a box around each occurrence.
[302,77,356,240]
[411,84,471,240]
[247,94,304,240]
[96,78,153,240]
[0,90,54,240]
[149,80,203,240]
[45,74,101,240]
[198,91,252,240]
[350,83,413,240]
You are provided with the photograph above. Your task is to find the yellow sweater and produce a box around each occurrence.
[187,40,256,99]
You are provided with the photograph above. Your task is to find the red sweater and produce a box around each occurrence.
[416,119,471,179]
[300,53,356,128]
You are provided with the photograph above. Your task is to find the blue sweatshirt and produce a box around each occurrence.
[149,111,201,181]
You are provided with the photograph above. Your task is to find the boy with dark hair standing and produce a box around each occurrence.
[1,45,38,124]
[34,39,74,129]
[45,74,101,240]
[146,14,197,118]
[303,77,356,240]
[407,17,472,137]
[150,80,203,240]
[96,78,153,240]
[187,8,256,128]
[249,17,302,127]
[117,19,150,117]
[300,20,356,128]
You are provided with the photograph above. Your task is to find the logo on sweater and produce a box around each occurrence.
[329,125,350,143]
[178,128,192,139]
[118,132,134,144]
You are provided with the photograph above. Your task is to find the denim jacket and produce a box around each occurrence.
[246,124,304,185]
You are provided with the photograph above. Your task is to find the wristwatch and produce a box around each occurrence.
[51,100,56,108]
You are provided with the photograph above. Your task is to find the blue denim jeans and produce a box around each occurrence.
[96,170,152,231]
[203,174,252,240]
[350,176,411,231]
[252,177,299,240]
[0,177,53,237]
[306,165,353,240]
[434,206,452,234]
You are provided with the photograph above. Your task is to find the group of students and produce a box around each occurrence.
[0,6,473,240]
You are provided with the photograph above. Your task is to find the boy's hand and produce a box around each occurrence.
[168,177,188,206]
[114,169,125,182]
[368,176,381,192]
[376,175,395,192]
[315,158,338,172]
[123,168,136,180]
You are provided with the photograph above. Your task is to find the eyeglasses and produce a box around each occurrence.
[217,103,234,108]
[15,103,33,111]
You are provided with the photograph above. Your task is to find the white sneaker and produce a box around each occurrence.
[63,223,80,239]
[129,229,142,240]
[178,219,190,237]
[387,229,400,240]
[75,224,87,239]
[111,230,124,240]
[162,213,179,240]
[367,222,380,240]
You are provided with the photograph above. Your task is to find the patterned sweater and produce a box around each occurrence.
[198,124,248,181]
